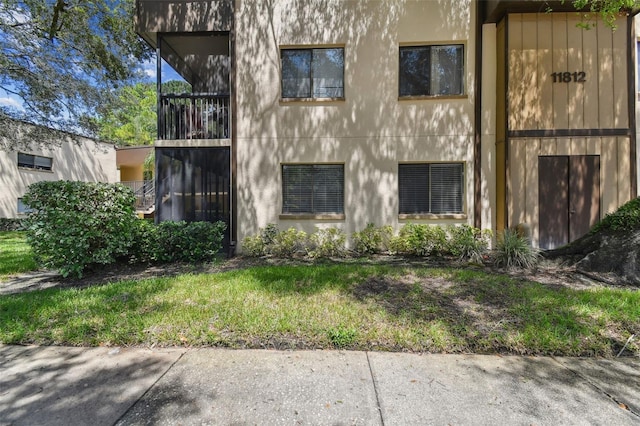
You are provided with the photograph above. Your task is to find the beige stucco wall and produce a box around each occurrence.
[235,0,477,248]
[0,122,117,218]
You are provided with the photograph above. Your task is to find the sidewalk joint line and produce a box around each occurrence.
[366,351,385,426]
[552,357,640,419]
[112,348,190,426]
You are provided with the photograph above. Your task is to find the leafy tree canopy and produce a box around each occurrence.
[564,0,640,28]
[0,0,151,140]
[88,80,191,146]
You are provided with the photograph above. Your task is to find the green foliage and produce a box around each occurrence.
[0,219,24,232]
[22,181,137,278]
[92,82,157,146]
[327,326,357,348]
[308,228,346,258]
[269,228,308,257]
[127,219,158,264]
[566,0,640,29]
[493,229,540,269]
[591,197,640,234]
[389,224,448,257]
[154,221,226,263]
[242,225,308,257]
[242,235,266,257]
[352,223,393,255]
[446,225,492,263]
[0,0,151,137]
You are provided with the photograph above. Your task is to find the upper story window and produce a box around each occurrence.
[399,163,464,214]
[282,164,344,214]
[281,47,344,99]
[399,44,464,98]
[17,153,53,171]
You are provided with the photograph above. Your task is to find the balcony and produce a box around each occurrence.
[159,93,229,140]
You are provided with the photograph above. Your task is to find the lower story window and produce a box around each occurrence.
[399,163,464,214]
[282,164,344,214]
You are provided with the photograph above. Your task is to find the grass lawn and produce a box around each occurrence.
[0,231,37,281]
[0,262,638,357]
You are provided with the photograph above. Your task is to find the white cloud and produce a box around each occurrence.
[0,96,24,111]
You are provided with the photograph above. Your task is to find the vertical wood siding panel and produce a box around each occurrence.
[540,138,557,156]
[618,137,631,203]
[552,14,569,129]
[570,138,587,156]
[567,18,585,129]
[521,15,538,130]
[508,14,523,130]
[601,137,618,213]
[587,137,600,155]
[597,20,615,128]
[510,139,526,225]
[537,16,554,130]
[525,138,540,238]
[612,19,628,128]
[582,17,600,128]
[556,138,571,155]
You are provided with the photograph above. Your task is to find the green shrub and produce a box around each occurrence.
[269,227,308,257]
[308,227,347,258]
[0,218,24,231]
[591,197,640,233]
[22,181,137,278]
[155,221,226,263]
[493,228,540,269]
[242,234,265,257]
[446,225,492,263]
[352,223,393,255]
[128,219,159,264]
[390,223,447,257]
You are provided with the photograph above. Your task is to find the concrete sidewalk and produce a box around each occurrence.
[0,345,638,425]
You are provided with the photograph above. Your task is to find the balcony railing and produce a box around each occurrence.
[159,93,230,140]
[120,180,155,212]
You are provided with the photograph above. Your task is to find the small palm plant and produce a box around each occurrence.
[493,228,540,269]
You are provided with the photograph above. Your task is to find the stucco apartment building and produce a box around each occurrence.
[136,0,639,251]
[0,121,117,218]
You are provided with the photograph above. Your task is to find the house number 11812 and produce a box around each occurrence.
[551,71,586,83]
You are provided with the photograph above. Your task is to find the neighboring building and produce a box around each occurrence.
[0,120,117,218]
[116,145,155,216]
[136,0,638,250]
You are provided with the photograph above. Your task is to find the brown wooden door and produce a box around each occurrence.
[538,155,600,249]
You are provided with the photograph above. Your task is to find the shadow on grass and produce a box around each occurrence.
[0,278,175,345]
[244,262,640,356]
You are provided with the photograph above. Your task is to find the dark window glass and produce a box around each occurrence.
[398,163,464,214]
[17,153,52,171]
[282,164,344,214]
[281,48,344,99]
[399,45,464,97]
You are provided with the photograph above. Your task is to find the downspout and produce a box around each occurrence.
[230,0,238,256]
[155,34,162,224]
[628,15,638,199]
[474,1,484,229]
